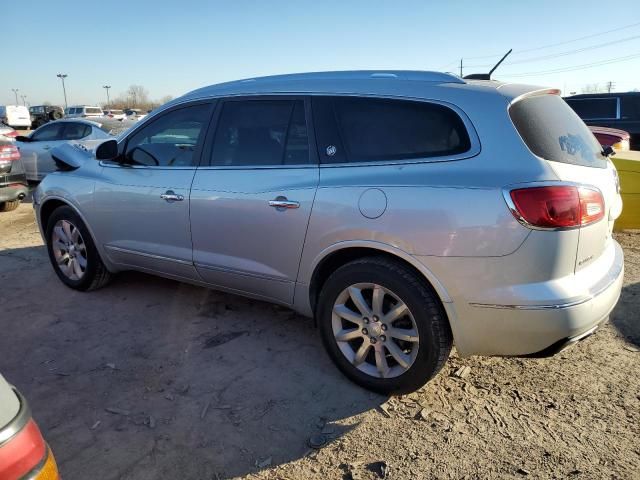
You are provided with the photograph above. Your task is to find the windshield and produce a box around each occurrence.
[510,94,607,169]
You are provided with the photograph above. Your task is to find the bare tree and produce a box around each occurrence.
[581,83,603,94]
[126,85,149,108]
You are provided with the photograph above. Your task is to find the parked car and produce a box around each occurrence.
[0,374,59,479]
[0,105,31,129]
[29,105,64,129]
[589,126,631,152]
[0,141,28,212]
[564,92,640,150]
[124,108,147,121]
[65,105,104,119]
[103,109,126,120]
[16,119,113,181]
[0,124,18,141]
[36,71,624,394]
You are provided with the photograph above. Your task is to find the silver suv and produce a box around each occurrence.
[34,71,624,393]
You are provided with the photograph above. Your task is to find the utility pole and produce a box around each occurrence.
[57,74,68,109]
[103,85,111,108]
[460,58,463,77]
[606,81,615,93]
[20,95,27,106]
[11,88,19,104]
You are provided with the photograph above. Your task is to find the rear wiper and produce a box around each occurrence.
[602,145,615,157]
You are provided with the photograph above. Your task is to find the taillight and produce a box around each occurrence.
[0,145,20,161]
[507,185,604,229]
[3,130,18,138]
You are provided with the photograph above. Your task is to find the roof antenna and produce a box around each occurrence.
[464,49,513,80]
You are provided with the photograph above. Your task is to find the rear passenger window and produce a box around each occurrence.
[63,123,91,140]
[313,97,471,163]
[210,100,309,166]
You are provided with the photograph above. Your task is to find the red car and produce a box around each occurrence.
[0,375,59,479]
[589,126,631,151]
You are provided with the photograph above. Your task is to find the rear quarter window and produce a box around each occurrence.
[313,96,471,164]
[510,94,607,169]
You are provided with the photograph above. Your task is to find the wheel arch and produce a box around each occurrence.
[38,196,112,270]
[307,241,452,317]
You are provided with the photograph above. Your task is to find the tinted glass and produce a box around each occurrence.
[31,123,65,141]
[63,123,91,140]
[511,94,607,168]
[85,107,103,115]
[621,96,640,119]
[565,97,618,120]
[314,97,471,163]
[211,100,309,166]
[124,104,211,167]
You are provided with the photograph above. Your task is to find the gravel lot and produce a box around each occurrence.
[0,203,638,480]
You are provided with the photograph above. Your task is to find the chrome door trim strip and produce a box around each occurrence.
[104,245,193,265]
[194,262,292,284]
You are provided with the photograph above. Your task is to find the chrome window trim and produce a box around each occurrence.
[0,388,30,446]
[501,180,605,232]
[146,92,481,169]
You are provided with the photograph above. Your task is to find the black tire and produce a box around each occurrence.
[50,110,63,120]
[0,200,20,212]
[45,206,112,291]
[317,257,452,395]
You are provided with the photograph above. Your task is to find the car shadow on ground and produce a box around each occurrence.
[611,281,640,349]
[0,246,386,480]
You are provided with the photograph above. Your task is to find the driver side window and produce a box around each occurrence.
[123,103,211,167]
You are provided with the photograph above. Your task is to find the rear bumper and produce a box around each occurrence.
[0,182,28,203]
[433,240,624,356]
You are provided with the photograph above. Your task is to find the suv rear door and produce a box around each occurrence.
[510,93,622,272]
[190,96,318,304]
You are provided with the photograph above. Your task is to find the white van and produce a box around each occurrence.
[65,106,104,119]
[0,105,31,129]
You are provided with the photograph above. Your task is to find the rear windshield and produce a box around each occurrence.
[85,107,103,115]
[510,94,607,169]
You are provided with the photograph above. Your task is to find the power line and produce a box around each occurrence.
[462,20,640,60]
[465,34,640,68]
[500,52,640,77]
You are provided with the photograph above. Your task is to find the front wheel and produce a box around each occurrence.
[317,257,452,394]
[45,206,112,291]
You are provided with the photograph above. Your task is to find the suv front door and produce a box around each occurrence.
[190,97,318,304]
[91,101,214,280]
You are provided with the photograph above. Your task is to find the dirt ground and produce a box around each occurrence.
[0,203,638,480]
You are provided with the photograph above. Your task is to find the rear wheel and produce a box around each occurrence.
[50,110,63,120]
[45,206,112,291]
[0,200,20,212]
[317,257,452,394]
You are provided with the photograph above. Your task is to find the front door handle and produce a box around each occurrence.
[160,190,184,202]
[269,196,299,210]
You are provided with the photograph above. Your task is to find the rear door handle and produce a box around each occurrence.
[160,190,184,202]
[269,196,299,209]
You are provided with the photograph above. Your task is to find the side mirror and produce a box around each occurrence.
[15,135,31,142]
[96,139,118,160]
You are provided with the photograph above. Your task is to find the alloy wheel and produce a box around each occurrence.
[331,283,419,378]
[51,219,87,281]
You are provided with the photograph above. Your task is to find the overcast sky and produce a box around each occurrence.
[3,0,640,106]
